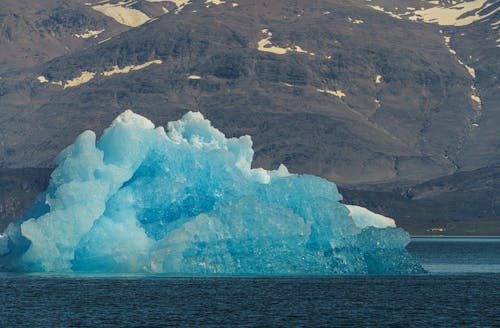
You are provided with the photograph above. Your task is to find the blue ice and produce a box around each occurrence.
[0,111,423,274]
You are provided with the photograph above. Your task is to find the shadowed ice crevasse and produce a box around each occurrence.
[0,110,423,274]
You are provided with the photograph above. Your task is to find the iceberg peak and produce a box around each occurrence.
[111,109,156,129]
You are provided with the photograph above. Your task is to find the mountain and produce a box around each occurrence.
[0,0,499,233]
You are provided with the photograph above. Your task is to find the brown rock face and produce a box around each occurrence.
[0,0,498,231]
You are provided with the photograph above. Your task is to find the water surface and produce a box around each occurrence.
[1,237,499,327]
[408,236,500,273]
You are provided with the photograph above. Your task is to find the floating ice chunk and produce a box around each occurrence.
[0,110,423,274]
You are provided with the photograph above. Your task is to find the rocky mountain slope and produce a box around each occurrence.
[0,0,499,232]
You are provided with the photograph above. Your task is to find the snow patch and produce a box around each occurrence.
[205,0,225,5]
[368,1,499,27]
[368,5,403,20]
[37,60,162,89]
[348,17,364,24]
[470,86,481,106]
[37,76,49,83]
[102,60,163,76]
[98,37,112,44]
[257,30,288,54]
[317,88,346,99]
[159,0,191,13]
[74,29,105,39]
[443,36,476,79]
[443,35,458,54]
[471,94,481,104]
[63,71,96,89]
[464,65,476,79]
[408,0,499,26]
[92,1,150,27]
[257,29,315,56]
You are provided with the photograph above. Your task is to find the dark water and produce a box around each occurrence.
[1,237,500,327]
[408,236,500,273]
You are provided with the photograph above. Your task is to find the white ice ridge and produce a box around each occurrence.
[37,60,163,88]
[74,29,105,39]
[92,1,150,27]
[317,88,346,99]
[346,205,395,229]
[257,29,315,56]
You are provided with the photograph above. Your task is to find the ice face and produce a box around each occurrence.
[0,110,423,274]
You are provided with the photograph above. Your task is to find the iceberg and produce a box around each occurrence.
[0,110,423,274]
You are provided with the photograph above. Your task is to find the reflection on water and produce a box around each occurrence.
[408,236,500,273]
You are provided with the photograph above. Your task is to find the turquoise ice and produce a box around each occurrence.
[0,110,423,274]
